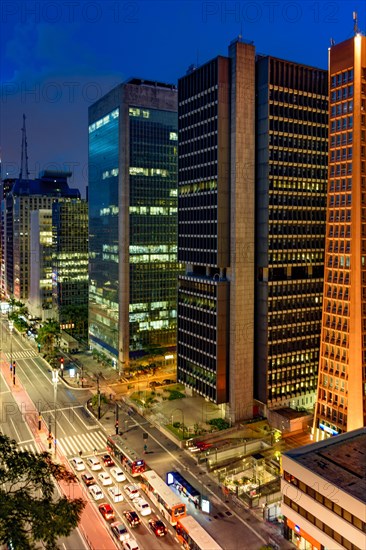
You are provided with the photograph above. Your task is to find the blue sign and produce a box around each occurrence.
[319,423,338,436]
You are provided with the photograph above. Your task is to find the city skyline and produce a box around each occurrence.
[1,0,365,196]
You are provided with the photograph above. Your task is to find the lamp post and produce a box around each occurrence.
[9,320,14,384]
[97,375,101,420]
[52,367,59,457]
[171,407,185,440]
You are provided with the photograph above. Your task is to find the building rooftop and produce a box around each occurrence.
[285,428,366,503]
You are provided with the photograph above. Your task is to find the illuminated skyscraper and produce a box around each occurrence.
[177,39,256,421]
[88,79,181,371]
[255,57,328,414]
[314,33,366,437]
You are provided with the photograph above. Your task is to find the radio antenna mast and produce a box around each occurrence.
[19,114,30,180]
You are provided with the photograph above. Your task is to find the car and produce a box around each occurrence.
[149,381,161,388]
[89,484,104,501]
[134,498,151,516]
[124,484,140,500]
[81,473,96,487]
[110,466,126,483]
[162,379,175,385]
[70,457,85,471]
[148,518,168,537]
[108,485,124,503]
[123,539,139,550]
[102,454,115,467]
[87,456,101,471]
[98,472,112,486]
[98,503,115,521]
[123,510,141,528]
[110,521,130,542]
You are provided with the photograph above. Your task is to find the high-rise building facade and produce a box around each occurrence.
[52,199,88,330]
[29,209,53,319]
[2,170,80,301]
[88,79,181,371]
[177,39,256,421]
[314,33,366,437]
[255,57,328,413]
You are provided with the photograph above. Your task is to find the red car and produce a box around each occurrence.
[148,518,168,537]
[102,454,115,467]
[98,503,115,521]
[81,473,95,487]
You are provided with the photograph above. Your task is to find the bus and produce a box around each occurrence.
[106,435,146,477]
[140,469,186,525]
[176,515,223,550]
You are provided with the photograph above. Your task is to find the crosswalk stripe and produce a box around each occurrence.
[88,431,106,449]
[5,350,38,361]
[18,443,39,454]
[58,430,107,457]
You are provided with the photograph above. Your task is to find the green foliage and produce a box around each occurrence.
[36,319,60,353]
[91,392,108,407]
[173,421,181,429]
[167,390,185,400]
[0,434,85,549]
[207,418,230,430]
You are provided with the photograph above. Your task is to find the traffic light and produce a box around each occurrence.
[60,357,64,377]
[38,413,42,431]
[115,420,119,435]
[60,357,64,365]
[48,432,52,450]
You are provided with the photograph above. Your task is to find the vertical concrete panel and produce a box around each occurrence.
[228,41,256,421]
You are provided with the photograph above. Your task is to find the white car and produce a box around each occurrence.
[111,521,130,542]
[134,498,151,516]
[123,539,139,550]
[70,457,85,471]
[98,472,112,486]
[89,484,104,501]
[108,485,124,503]
[124,484,140,500]
[110,466,126,483]
[87,456,101,471]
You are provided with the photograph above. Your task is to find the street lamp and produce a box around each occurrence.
[171,407,185,440]
[9,320,15,384]
[52,367,59,457]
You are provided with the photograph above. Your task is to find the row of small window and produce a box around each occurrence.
[269,353,317,369]
[269,120,327,138]
[331,100,353,117]
[268,382,316,397]
[331,70,354,88]
[327,255,351,268]
[329,178,352,192]
[270,105,327,124]
[328,211,352,224]
[178,164,218,182]
[269,337,320,355]
[330,116,353,133]
[270,366,315,381]
[330,147,353,162]
[320,376,346,394]
[269,89,327,109]
[178,371,218,400]
[317,405,346,427]
[269,224,324,236]
[331,85,354,102]
[270,166,326,180]
[329,193,352,206]
[269,151,327,165]
[270,283,323,297]
[178,349,218,372]
[270,240,324,251]
[270,326,320,342]
[330,131,353,147]
[328,242,351,254]
[271,194,326,208]
[269,296,322,311]
[270,311,320,326]
[330,164,353,177]
[270,252,323,262]
[179,198,218,213]
[269,134,327,152]
[283,494,364,549]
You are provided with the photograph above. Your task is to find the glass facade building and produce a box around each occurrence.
[88,79,181,371]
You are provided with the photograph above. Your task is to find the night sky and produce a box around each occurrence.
[1,0,365,197]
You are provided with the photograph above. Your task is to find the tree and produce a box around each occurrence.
[36,319,60,354]
[0,434,85,549]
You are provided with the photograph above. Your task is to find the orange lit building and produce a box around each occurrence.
[314,33,366,438]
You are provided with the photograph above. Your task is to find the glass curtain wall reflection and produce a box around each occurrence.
[89,108,120,358]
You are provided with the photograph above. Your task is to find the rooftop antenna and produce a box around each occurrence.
[19,114,29,180]
[330,37,335,46]
[353,11,359,35]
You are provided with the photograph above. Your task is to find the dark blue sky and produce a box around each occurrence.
[1,0,365,196]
